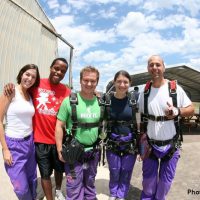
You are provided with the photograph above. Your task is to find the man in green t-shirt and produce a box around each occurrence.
[55,66,101,200]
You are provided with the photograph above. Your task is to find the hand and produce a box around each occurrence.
[165,102,179,119]
[4,83,15,96]
[3,149,13,166]
[58,150,65,163]
[137,154,142,162]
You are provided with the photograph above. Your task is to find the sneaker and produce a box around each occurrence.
[109,197,116,200]
[55,190,65,200]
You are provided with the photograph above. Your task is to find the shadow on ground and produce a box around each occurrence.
[96,178,141,200]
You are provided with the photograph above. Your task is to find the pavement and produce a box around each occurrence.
[0,126,200,200]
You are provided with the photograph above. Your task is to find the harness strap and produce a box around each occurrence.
[106,138,137,156]
[143,81,152,132]
[148,138,174,146]
[108,120,134,126]
[128,91,138,133]
[105,92,138,134]
[76,122,101,128]
[70,92,105,136]
[70,93,78,137]
[142,114,172,121]
[168,80,183,142]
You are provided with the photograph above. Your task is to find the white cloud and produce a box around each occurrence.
[47,0,59,9]
[189,58,200,69]
[183,0,200,17]
[60,5,71,14]
[143,0,200,17]
[117,12,148,39]
[51,15,116,56]
[98,6,117,19]
[51,15,75,28]
[67,0,88,10]
[83,50,116,63]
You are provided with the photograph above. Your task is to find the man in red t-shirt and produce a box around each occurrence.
[4,58,70,200]
[33,58,70,200]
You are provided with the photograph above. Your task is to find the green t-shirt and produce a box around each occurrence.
[57,93,100,147]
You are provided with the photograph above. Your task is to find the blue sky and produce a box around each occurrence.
[38,0,200,91]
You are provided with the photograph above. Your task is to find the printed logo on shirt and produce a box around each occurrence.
[36,88,62,116]
[80,106,98,119]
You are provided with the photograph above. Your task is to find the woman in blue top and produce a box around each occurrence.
[106,70,137,200]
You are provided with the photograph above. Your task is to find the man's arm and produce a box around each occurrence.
[179,104,194,117]
[55,119,65,162]
[3,83,15,96]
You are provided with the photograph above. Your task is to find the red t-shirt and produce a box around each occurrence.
[31,78,71,144]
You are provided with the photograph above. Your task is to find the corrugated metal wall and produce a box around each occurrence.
[0,0,58,92]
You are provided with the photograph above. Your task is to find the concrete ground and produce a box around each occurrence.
[0,126,200,200]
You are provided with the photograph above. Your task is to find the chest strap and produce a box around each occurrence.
[142,114,171,122]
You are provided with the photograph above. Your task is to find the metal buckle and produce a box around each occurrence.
[70,96,78,105]
[169,88,176,95]
[142,116,149,122]
[129,99,137,106]
[105,99,111,106]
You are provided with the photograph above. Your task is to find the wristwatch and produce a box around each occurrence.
[172,107,180,116]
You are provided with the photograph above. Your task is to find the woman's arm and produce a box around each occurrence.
[0,94,13,166]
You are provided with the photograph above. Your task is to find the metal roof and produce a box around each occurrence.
[107,65,200,102]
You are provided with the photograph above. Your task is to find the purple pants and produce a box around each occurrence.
[106,150,136,199]
[5,135,37,200]
[140,148,180,200]
[64,150,100,200]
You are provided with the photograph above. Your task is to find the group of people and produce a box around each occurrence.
[0,55,194,200]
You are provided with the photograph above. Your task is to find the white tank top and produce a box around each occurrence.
[5,87,35,138]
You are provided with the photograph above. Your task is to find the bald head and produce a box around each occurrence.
[147,55,166,81]
[147,55,165,67]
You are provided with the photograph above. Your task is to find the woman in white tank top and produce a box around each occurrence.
[0,64,40,200]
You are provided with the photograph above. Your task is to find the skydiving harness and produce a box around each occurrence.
[104,91,138,157]
[70,92,105,147]
[142,80,183,161]
[62,92,105,179]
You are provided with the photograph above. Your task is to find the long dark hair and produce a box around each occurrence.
[16,64,40,88]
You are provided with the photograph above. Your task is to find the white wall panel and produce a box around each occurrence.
[0,0,58,92]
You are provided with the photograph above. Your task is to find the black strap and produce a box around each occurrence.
[108,120,134,126]
[142,114,171,121]
[105,92,137,134]
[148,138,174,146]
[69,164,76,179]
[97,93,105,137]
[104,92,113,134]
[127,91,137,133]
[143,81,152,132]
[76,122,100,128]
[168,81,183,142]
[70,93,78,137]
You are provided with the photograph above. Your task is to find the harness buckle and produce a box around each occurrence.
[70,96,78,105]
[169,88,176,95]
[159,116,166,121]
[129,98,137,106]
[105,99,111,106]
[142,116,149,122]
